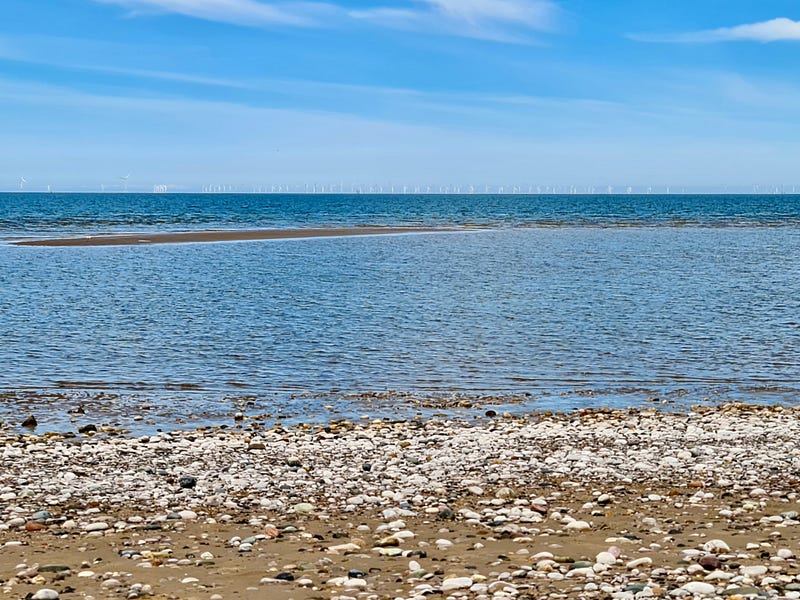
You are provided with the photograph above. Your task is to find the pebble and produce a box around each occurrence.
[702,539,730,553]
[344,578,367,589]
[441,577,473,592]
[596,551,617,565]
[740,565,768,577]
[681,581,717,595]
[31,590,59,600]
[178,475,197,489]
[626,557,652,569]
[699,555,722,570]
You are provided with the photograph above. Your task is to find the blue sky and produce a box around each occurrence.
[2,0,800,192]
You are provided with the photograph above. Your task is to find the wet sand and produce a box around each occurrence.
[2,404,800,599]
[11,226,452,247]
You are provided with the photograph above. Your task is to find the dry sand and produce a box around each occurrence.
[2,404,800,600]
[11,227,452,247]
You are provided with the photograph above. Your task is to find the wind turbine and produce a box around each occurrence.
[19,176,27,191]
[120,174,130,192]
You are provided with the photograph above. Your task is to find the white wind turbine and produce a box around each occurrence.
[19,176,27,191]
[120,174,130,192]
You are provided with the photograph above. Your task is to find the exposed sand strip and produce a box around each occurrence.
[11,226,453,247]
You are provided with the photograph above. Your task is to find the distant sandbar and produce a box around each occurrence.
[12,226,449,247]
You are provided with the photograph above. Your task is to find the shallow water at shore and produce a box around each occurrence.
[2,222,800,431]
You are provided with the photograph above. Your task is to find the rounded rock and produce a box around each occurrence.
[681,582,716,596]
[441,577,473,592]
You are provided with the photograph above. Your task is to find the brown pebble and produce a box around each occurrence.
[25,520,46,532]
[264,526,279,538]
[699,554,722,570]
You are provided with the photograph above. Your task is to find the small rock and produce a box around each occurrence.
[626,557,652,569]
[344,578,367,589]
[681,581,716,596]
[740,565,767,577]
[178,475,197,489]
[721,586,763,597]
[348,570,367,578]
[375,536,400,547]
[38,565,70,573]
[441,577,473,592]
[702,539,730,553]
[31,590,59,600]
[699,555,722,570]
[595,551,616,565]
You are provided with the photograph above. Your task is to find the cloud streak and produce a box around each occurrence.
[94,0,339,27]
[95,0,559,42]
[420,0,556,29]
[352,0,559,42]
[631,17,800,43]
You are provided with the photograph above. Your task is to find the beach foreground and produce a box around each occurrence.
[2,404,800,600]
[11,227,449,247]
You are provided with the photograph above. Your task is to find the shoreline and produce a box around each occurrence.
[10,226,459,247]
[2,404,800,599]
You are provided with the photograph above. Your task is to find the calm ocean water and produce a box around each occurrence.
[1,193,799,430]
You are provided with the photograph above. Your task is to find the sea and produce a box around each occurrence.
[1,193,799,432]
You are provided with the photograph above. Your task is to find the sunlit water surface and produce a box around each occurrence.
[1,194,799,431]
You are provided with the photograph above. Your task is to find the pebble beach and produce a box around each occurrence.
[2,404,800,600]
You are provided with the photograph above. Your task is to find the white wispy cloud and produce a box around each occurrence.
[420,0,556,29]
[94,0,340,27]
[94,0,559,42]
[631,17,800,43]
[351,0,559,42]
[0,33,255,89]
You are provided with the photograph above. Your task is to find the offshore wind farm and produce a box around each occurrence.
[6,178,800,195]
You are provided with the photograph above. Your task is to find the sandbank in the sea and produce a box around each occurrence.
[11,226,454,247]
